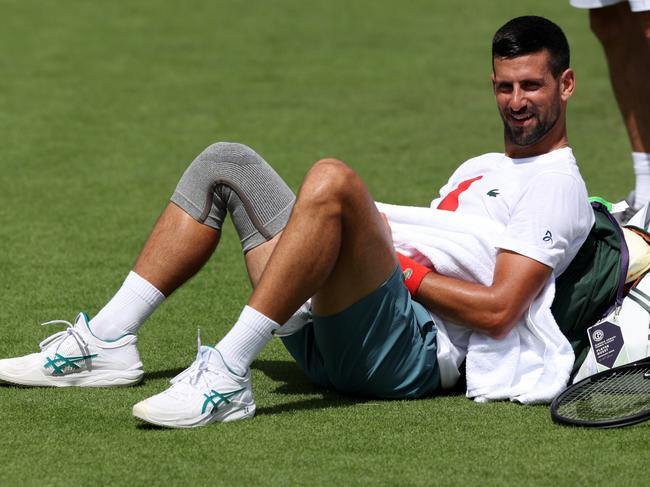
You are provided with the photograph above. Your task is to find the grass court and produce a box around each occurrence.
[0,0,646,485]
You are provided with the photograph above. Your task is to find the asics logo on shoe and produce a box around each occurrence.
[43,353,98,375]
[202,388,245,414]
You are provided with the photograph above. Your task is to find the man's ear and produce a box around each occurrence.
[559,68,575,102]
[491,73,496,94]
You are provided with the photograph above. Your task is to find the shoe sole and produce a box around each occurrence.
[132,402,256,428]
[0,363,144,388]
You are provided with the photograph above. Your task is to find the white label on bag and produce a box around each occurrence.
[587,316,630,372]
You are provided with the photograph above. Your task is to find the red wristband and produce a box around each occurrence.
[396,252,432,298]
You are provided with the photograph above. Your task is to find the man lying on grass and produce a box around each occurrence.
[1,16,621,427]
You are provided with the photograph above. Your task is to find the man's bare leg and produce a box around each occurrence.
[244,232,283,288]
[88,202,283,341]
[590,4,650,208]
[249,159,396,323]
[133,203,221,297]
[213,158,397,378]
[89,142,295,340]
[86,203,222,340]
[132,158,399,427]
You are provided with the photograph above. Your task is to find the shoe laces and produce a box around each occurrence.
[39,319,90,356]
[170,329,216,388]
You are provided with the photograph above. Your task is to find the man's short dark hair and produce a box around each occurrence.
[492,16,570,78]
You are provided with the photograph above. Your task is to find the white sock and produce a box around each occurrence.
[216,305,280,376]
[89,271,165,340]
[633,152,650,208]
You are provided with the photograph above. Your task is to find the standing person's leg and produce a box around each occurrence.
[589,3,650,211]
[0,142,295,387]
[640,8,650,38]
[133,159,441,427]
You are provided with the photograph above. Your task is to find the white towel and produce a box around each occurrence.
[376,202,574,404]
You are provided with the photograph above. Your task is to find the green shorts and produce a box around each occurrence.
[281,265,441,399]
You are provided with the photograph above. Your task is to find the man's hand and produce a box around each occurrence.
[415,250,552,339]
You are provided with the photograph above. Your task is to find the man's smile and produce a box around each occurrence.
[507,111,535,126]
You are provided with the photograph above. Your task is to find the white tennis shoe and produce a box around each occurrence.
[0,313,144,387]
[132,336,255,428]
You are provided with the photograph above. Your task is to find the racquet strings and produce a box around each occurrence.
[555,364,650,423]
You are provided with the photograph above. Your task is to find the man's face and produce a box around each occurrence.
[492,50,567,148]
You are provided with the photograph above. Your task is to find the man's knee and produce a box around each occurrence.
[193,142,260,169]
[309,158,355,186]
[180,142,264,191]
[171,141,295,250]
[177,141,262,185]
[301,158,364,208]
[172,141,268,222]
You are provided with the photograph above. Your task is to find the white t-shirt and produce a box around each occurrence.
[431,147,595,387]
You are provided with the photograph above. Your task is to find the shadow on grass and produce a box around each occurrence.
[134,421,177,431]
[0,367,188,387]
[252,359,380,416]
[0,382,31,388]
[254,394,362,416]
[252,359,318,394]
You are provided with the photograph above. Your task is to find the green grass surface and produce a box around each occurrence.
[0,1,645,485]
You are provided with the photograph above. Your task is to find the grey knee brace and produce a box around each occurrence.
[171,142,296,252]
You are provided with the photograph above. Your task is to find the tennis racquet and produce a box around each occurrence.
[550,357,650,428]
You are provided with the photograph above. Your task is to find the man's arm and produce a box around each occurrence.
[415,250,552,339]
